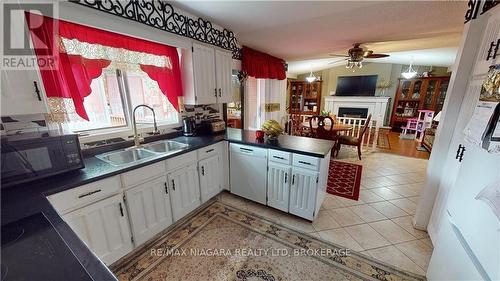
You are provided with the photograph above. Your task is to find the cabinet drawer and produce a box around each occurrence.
[121,161,166,188]
[166,151,197,171]
[292,154,320,171]
[268,149,292,165]
[197,143,221,160]
[47,176,121,214]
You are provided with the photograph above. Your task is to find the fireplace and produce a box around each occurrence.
[324,96,390,126]
[338,107,369,118]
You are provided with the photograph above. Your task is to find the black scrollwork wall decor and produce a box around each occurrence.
[465,0,481,23]
[482,0,500,14]
[69,0,242,59]
[465,0,500,22]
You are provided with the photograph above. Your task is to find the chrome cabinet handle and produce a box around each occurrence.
[206,149,214,153]
[273,156,285,160]
[164,182,168,194]
[292,174,295,185]
[201,166,205,176]
[171,179,176,190]
[240,147,253,152]
[214,88,217,97]
[219,88,222,97]
[119,202,124,217]
[298,160,311,165]
[284,172,288,183]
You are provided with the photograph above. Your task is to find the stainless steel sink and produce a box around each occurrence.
[97,148,156,166]
[142,140,188,153]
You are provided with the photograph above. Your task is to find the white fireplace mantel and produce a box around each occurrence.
[324,96,391,126]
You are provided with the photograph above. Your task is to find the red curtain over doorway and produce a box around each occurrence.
[242,46,286,80]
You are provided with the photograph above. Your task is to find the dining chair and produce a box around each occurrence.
[309,115,334,140]
[335,114,372,160]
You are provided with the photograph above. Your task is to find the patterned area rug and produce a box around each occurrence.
[112,202,425,281]
[327,160,362,200]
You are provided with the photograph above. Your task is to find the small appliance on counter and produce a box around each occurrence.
[209,119,226,134]
[182,116,196,136]
[1,131,84,188]
[195,119,226,135]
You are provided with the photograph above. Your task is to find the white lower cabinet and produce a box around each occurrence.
[124,175,173,246]
[267,162,291,212]
[289,167,319,220]
[198,155,222,202]
[62,194,133,265]
[168,163,201,221]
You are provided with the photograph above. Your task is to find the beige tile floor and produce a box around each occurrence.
[218,150,432,276]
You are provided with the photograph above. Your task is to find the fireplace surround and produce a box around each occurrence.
[324,96,390,126]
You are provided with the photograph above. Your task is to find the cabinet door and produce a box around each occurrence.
[199,155,222,203]
[473,11,500,76]
[267,162,291,212]
[289,167,318,220]
[168,163,201,221]
[192,43,217,104]
[124,175,173,246]
[62,194,133,265]
[1,15,48,116]
[215,49,233,103]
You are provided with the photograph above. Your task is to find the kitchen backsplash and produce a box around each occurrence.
[0,114,48,136]
[181,104,222,123]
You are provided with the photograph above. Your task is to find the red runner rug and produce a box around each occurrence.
[327,160,362,200]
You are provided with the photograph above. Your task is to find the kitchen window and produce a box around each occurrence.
[27,13,183,138]
[61,63,180,133]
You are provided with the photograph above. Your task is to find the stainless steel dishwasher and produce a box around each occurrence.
[229,143,268,204]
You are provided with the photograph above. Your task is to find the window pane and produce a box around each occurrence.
[124,70,179,125]
[67,68,127,132]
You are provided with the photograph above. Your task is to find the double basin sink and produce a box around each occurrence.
[97,140,188,166]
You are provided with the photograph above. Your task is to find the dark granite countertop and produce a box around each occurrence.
[1,128,334,281]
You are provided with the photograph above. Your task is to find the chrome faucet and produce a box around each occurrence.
[132,104,160,147]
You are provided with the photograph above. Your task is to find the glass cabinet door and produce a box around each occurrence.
[424,80,437,109]
[411,80,422,99]
[400,80,411,99]
[435,80,449,113]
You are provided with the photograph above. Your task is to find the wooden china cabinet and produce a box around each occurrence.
[390,76,450,131]
[288,80,322,115]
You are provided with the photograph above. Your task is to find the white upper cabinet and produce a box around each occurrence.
[62,194,133,265]
[215,49,233,103]
[182,43,233,105]
[167,163,201,221]
[198,154,222,202]
[267,162,291,212]
[473,11,500,77]
[1,15,48,116]
[124,175,173,246]
[289,167,318,220]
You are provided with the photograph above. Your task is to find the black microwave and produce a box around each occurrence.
[1,132,84,188]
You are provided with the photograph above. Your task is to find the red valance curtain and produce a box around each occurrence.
[26,12,183,120]
[242,46,286,80]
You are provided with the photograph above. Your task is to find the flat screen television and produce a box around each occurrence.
[335,75,378,96]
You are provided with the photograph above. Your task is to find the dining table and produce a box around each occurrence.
[301,121,353,134]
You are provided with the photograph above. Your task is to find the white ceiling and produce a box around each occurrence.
[288,47,458,75]
[173,1,467,73]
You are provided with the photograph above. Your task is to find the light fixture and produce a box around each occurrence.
[345,59,362,69]
[306,70,317,83]
[402,60,417,79]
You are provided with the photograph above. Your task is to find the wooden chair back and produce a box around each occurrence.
[309,115,334,140]
[358,114,372,141]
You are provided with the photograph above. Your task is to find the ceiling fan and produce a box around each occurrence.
[328,43,390,68]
